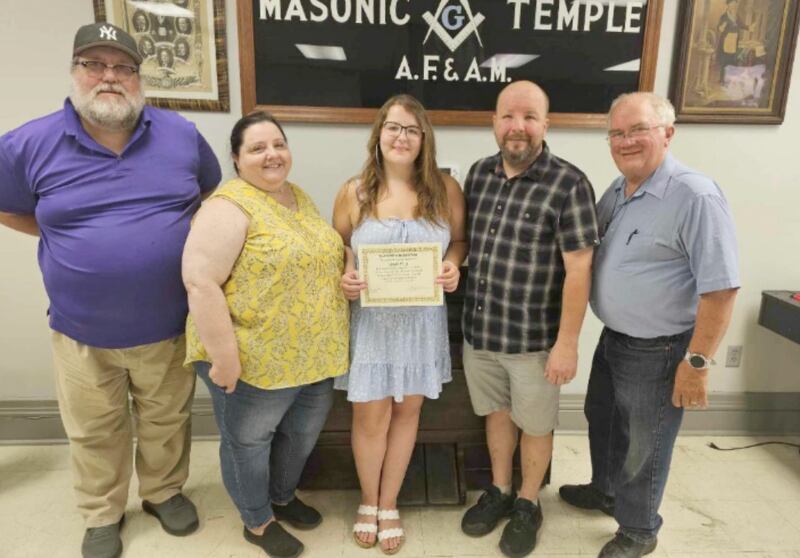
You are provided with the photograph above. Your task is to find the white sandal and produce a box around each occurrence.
[377,508,405,555]
[352,504,378,548]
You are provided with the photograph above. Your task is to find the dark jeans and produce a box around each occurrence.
[585,327,692,544]
[195,362,334,529]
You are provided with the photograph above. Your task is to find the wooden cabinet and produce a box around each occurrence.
[299,268,549,505]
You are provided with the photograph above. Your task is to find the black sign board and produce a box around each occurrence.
[238,0,664,126]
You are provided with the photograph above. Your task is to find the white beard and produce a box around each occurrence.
[69,78,145,131]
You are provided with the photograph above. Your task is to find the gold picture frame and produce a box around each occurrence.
[670,0,800,124]
[93,0,230,112]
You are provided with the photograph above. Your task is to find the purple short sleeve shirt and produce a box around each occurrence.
[0,99,221,348]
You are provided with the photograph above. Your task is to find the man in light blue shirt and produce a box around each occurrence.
[559,92,739,558]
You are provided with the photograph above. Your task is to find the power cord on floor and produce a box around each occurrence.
[708,441,800,455]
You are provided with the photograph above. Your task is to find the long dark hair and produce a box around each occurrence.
[230,111,287,174]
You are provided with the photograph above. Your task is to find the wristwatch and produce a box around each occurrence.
[684,351,715,370]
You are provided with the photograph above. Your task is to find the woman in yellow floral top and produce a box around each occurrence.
[182,111,348,558]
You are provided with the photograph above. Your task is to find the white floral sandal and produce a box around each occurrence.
[352,504,378,548]
[377,508,405,555]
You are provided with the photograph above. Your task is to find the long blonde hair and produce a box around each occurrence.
[357,94,448,225]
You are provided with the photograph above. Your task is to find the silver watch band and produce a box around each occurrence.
[684,351,715,370]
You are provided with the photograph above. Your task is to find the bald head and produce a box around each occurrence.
[496,80,550,116]
[493,80,550,175]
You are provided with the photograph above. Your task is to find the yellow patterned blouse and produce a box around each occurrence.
[185,178,349,389]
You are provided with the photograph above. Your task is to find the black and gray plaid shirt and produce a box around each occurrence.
[462,143,600,353]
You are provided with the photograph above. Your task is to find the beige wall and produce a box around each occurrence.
[1,0,799,400]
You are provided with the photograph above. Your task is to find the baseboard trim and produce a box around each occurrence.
[1,392,798,444]
[555,392,800,435]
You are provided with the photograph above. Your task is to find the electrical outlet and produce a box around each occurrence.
[725,345,743,367]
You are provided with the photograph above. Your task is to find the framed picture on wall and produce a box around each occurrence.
[670,0,800,124]
[237,0,665,127]
[93,0,230,112]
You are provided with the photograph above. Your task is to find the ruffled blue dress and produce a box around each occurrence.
[334,218,452,402]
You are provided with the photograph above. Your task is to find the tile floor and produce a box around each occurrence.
[1,435,799,558]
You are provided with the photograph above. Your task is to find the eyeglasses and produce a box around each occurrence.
[606,124,666,144]
[382,121,424,140]
[74,59,139,80]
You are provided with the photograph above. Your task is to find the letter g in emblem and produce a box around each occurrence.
[441,5,465,31]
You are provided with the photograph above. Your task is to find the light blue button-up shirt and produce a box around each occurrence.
[590,153,740,338]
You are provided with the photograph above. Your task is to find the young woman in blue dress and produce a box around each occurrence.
[332,94,467,554]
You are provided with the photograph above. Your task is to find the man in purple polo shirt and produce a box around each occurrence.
[0,23,221,558]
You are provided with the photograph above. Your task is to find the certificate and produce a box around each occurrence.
[358,243,443,307]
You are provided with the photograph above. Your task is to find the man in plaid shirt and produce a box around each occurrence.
[460,81,599,558]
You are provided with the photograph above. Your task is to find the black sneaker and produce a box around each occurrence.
[598,533,657,558]
[272,496,322,530]
[244,522,304,558]
[559,483,615,516]
[461,485,516,537]
[499,498,543,558]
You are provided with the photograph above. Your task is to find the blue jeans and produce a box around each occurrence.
[195,362,334,529]
[585,327,692,544]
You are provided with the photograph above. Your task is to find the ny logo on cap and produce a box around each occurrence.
[99,25,118,41]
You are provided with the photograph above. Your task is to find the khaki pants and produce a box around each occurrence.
[52,331,195,527]
[462,341,559,436]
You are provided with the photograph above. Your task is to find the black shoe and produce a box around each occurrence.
[598,533,657,558]
[81,516,124,558]
[272,496,322,530]
[244,522,304,558]
[559,483,615,517]
[499,498,543,558]
[461,485,516,537]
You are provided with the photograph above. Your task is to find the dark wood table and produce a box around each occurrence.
[759,291,800,344]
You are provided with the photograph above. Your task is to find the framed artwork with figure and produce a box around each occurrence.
[670,0,800,124]
[93,0,229,112]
